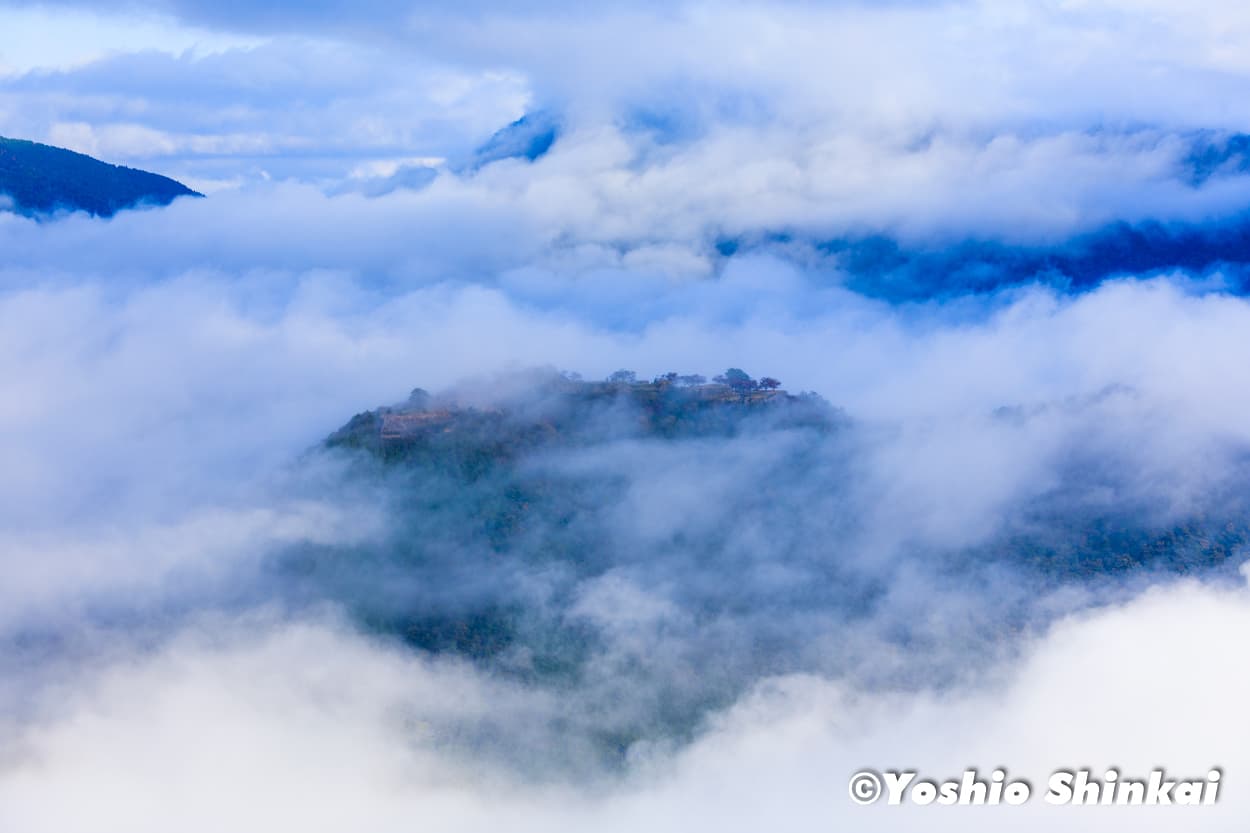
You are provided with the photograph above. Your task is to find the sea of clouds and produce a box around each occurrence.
[3,1,1250,830]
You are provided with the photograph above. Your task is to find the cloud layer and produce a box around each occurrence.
[4,0,1250,829]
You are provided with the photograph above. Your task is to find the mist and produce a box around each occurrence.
[5,0,1250,828]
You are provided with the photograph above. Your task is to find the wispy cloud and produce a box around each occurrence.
[3,1,1250,829]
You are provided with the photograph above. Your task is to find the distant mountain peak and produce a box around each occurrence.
[0,136,202,219]
[466,111,560,170]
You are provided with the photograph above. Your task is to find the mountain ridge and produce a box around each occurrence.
[0,135,201,218]
[325,369,839,461]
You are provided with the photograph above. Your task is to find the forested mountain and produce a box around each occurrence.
[0,136,200,218]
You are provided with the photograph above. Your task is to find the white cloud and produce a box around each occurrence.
[2,1,1250,828]
[0,6,263,73]
[3,574,1248,832]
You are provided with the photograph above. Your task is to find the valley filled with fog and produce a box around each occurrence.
[3,2,1250,830]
